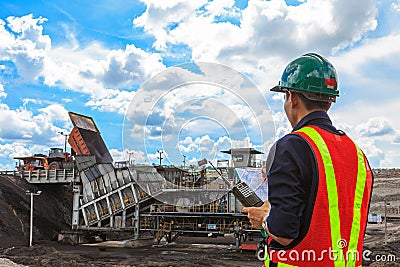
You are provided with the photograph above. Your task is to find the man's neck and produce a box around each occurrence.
[292,109,324,128]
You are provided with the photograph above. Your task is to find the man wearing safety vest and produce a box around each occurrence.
[242,53,373,267]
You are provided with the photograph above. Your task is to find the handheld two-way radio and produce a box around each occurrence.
[232,181,268,238]
[232,181,264,207]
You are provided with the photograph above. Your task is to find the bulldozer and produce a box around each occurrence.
[14,147,73,171]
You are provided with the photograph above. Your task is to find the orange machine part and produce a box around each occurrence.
[68,127,90,155]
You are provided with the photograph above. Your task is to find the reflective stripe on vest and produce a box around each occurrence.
[265,126,367,267]
[346,145,367,267]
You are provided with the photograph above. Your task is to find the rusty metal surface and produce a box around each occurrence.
[68,112,113,164]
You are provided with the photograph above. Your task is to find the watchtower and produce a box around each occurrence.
[221,148,263,168]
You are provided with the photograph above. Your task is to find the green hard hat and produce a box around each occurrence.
[271,53,339,102]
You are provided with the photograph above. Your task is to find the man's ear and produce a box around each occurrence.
[289,91,298,108]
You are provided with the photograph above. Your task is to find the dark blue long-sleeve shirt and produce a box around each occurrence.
[266,110,343,249]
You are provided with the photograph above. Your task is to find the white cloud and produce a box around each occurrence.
[177,134,256,159]
[1,2,399,169]
[379,148,400,167]
[0,83,6,98]
[330,37,400,132]
[135,0,377,65]
[0,142,50,170]
[175,134,268,167]
[205,0,240,19]
[0,100,74,170]
[39,103,70,125]
[357,117,395,138]
[122,62,275,168]
[131,0,399,168]
[0,14,166,114]
[355,136,384,167]
[271,111,291,138]
[392,1,400,12]
[0,102,70,145]
[109,148,145,164]
[134,0,246,62]
[132,0,380,104]
[134,1,209,50]
[0,19,15,50]
[86,89,136,114]
[333,34,400,87]
[61,98,72,103]
[6,14,50,49]
[231,136,252,148]
[187,135,227,155]
[79,44,165,89]
[333,116,400,168]
[44,42,165,113]
[22,98,41,106]
[0,14,51,81]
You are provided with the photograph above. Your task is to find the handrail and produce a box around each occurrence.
[0,170,17,176]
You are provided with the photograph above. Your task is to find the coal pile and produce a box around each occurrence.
[0,174,73,248]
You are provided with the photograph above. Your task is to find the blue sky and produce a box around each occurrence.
[0,0,400,169]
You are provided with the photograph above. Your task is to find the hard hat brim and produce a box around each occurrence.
[270,85,286,93]
[270,85,337,102]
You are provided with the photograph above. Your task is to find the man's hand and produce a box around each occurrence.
[241,200,270,229]
[262,165,267,181]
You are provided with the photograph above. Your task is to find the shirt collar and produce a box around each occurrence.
[292,110,332,132]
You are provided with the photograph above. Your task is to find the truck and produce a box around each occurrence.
[14,147,73,171]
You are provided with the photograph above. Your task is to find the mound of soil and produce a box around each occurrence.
[0,175,73,248]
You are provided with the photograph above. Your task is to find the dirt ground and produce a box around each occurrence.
[0,237,262,267]
[363,222,400,266]
[0,170,399,266]
[0,174,262,267]
[0,230,399,267]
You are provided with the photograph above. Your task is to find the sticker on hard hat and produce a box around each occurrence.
[324,78,336,89]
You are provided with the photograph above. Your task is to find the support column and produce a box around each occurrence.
[93,203,100,222]
[81,207,88,226]
[72,185,81,229]
[106,196,113,228]
[134,204,140,239]
[118,190,125,209]
[122,209,127,229]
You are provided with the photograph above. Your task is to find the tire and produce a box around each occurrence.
[48,161,61,170]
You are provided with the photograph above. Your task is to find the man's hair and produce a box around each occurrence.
[295,92,331,111]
